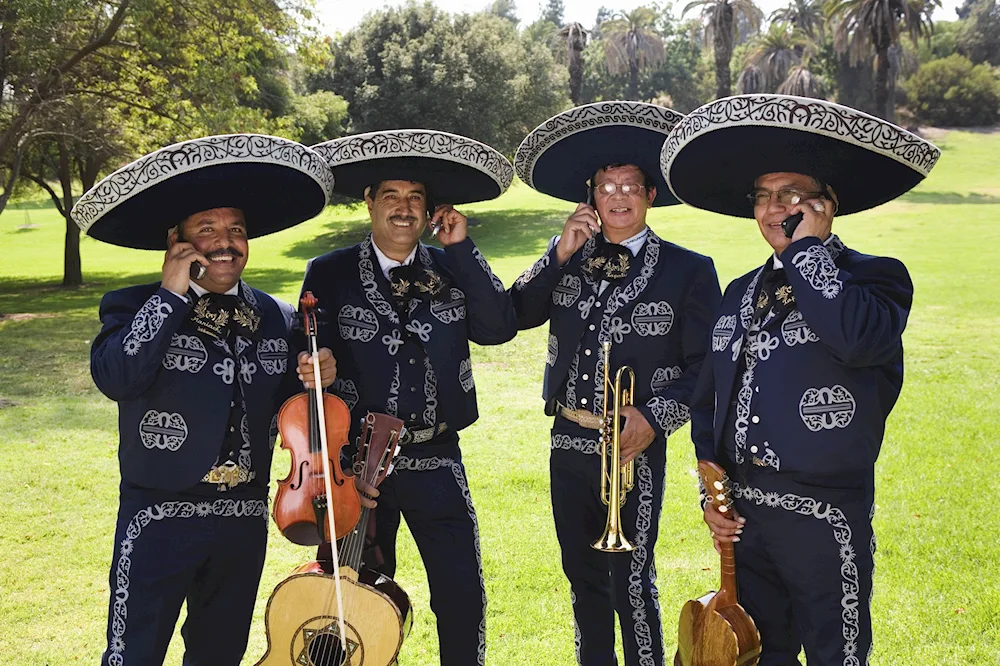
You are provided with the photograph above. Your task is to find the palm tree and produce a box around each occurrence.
[770,0,826,40]
[552,22,590,105]
[736,63,766,93]
[827,0,938,121]
[684,0,763,99]
[777,64,828,96]
[599,7,666,100]
[743,23,805,91]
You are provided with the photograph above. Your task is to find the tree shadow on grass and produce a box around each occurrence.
[283,207,571,262]
[900,191,1000,205]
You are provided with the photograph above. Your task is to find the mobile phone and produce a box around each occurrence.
[586,187,594,207]
[781,213,803,239]
[190,262,207,280]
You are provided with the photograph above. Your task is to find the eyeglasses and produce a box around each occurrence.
[594,181,646,197]
[748,189,825,207]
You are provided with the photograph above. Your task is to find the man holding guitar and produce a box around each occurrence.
[303,130,518,666]
[661,95,941,665]
[73,135,342,665]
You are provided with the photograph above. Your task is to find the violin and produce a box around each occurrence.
[674,461,761,666]
[273,292,361,545]
[256,412,410,666]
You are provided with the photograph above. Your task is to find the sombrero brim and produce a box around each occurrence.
[312,130,513,205]
[515,101,685,207]
[661,95,941,218]
[71,134,334,250]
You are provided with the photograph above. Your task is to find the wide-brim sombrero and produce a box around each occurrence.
[311,130,513,205]
[660,94,941,218]
[71,134,334,250]
[515,101,685,207]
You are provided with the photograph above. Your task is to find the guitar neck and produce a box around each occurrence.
[716,539,738,608]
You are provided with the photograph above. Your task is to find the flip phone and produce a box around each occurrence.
[781,213,804,239]
[190,262,207,280]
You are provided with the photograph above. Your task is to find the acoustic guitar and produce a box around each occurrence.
[256,412,410,666]
[674,460,761,666]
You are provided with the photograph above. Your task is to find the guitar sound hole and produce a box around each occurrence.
[307,633,347,666]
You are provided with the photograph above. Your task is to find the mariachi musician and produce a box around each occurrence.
[303,129,518,666]
[510,102,722,666]
[661,94,941,665]
[74,134,340,666]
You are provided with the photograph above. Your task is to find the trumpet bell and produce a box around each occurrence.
[592,527,634,553]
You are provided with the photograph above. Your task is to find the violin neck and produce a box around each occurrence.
[307,329,323,453]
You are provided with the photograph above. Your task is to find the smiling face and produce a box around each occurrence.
[366,180,430,261]
[592,164,656,244]
[173,207,248,293]
[753,171,827,254]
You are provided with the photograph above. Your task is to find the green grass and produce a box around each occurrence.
[1,128,999,665]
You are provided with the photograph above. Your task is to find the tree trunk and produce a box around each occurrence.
[628,58,639,100]
[569,45,583,105]
[874,46,891,121]
[715,5,735,99]
[58,141,82,288]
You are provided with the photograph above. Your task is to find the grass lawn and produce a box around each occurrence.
[1,128,998,665]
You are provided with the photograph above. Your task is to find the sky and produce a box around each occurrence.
[315,0,963,37]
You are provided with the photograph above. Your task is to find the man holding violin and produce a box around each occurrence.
[510,102,722,666]
[72,134,341,665]
[304,129,518,666]
[661,95,940,665]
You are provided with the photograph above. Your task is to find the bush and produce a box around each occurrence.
[905,54,1000,126]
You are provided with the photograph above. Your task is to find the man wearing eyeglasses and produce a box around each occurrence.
[511,100,721,666]
[661,93,938,665]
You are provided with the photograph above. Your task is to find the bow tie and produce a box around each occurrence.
[582,241,632,284]
[753,264,795,323]
[388,264,448,305]
[189,293,261,341]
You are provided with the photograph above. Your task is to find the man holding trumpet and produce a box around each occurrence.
[510,102,722,666]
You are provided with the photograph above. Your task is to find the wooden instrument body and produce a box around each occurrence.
[674,461,762,666]
[255,570,404,666]
[273,392,361,546]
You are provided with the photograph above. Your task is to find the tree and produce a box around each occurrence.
[541,0,565,26]
[553,22,590,104]
[489,0,519,24]
[905,53,1000,125]
[828,0,938,121]
[325,2,568,154]
[770,0,825,40]
[742,23,805,90]
[683,0,764,98]
[599,7,667,99]
[956,0,1000,66]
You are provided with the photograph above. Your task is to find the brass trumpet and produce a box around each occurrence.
[592,341,636,553]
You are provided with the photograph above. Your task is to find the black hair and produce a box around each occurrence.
[366,180,435,217]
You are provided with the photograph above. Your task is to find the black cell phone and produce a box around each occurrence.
[190,262,207,280]
[586,187,594,207]
[781,213,804,239]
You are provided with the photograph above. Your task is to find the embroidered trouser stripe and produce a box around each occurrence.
[373,444,486,666]
[101,489,267,666]
[731,477,874,666]
[550,432,667,666]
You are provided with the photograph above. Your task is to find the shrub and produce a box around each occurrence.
[905,54,1000,126]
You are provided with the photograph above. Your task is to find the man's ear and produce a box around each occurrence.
[167,225,180,248]
[647,186,657,205]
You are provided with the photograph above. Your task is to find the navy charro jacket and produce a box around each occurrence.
[90,281,300,491]
[511,230,721,442]
[691,235,913,483]
[301,234,516,435]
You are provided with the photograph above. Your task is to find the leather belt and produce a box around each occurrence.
[558,406,604,431]
[399,422,448,445]
[201,461,254,489]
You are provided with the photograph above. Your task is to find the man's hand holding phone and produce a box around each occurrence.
[556,202,601,266]
[162,241,209,294]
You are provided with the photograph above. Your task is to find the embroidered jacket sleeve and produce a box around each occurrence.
[780,237,912,367]
[274,295,305,405]
[635,257,722,440]
[509,236,562,329]
[443,237,517,345]
[91,286,193,401]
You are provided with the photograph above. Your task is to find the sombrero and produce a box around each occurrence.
[515,101,685,207]
[311,129,513,205]
[660,94,941,217]
[71,134,334,250]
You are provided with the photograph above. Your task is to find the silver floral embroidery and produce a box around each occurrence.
[546,334,558,367]
[553,273,582,308]
[422,358,438,426]
[238,356,257,385]
[515,252,551,290]
[599,232,660,346]
[162,334,208,373]
[627,454,659,666]
[712,314,738,352]
[647,397,690,437]
[631,300,674,337]
[405,319,433,343]
[650,366,682,392]
[213,358,235,385]
[138,410,188,451]
[382,329,404,356]
[781,309,820,347]
[551,433,598,454]
[359,236,400,324]
[792,243,843,299]
[123,295,173,356]
[430,288,466,324]
[338,304,380,342]
[459,357,475,393]
[799,385,856,431]
[386,365,399,417]
[332,377,359,411]
[472,245,505,292]
[256,338,289,375]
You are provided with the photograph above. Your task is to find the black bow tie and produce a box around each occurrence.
[753,264,795,323]
[388,264,448,305]
[582,241,632,284]
[189,292,261,341]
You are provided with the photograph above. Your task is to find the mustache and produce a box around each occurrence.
[205,247,244,259]
[388,214,418,224]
